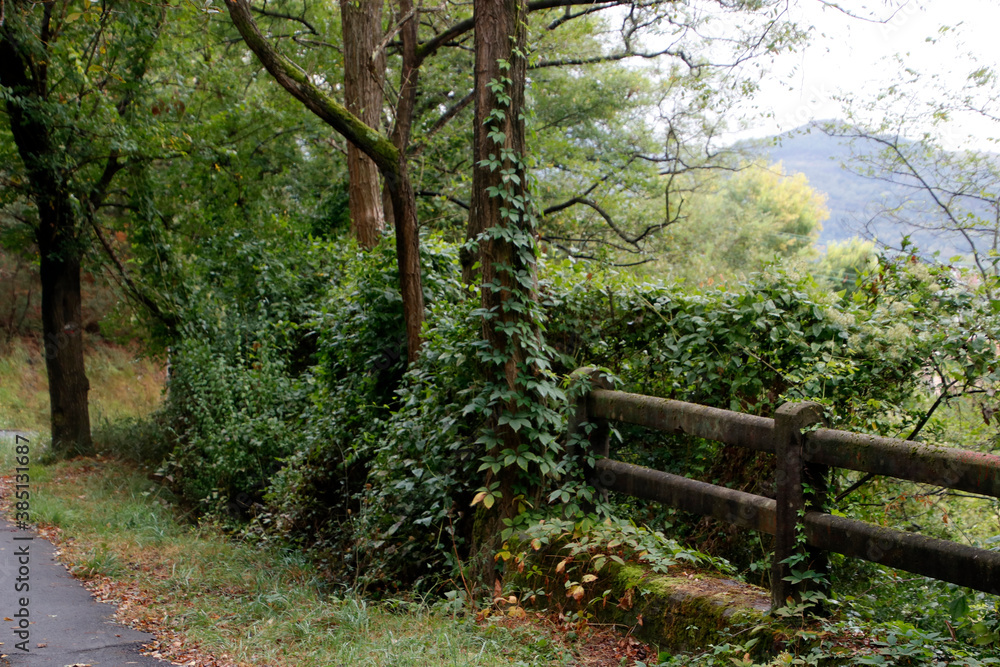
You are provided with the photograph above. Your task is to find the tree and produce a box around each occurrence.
[225,0,426,363]
[0,0,167,454]
[465,0,542,584]
[652,161,828,284]
[814,237,876,295]
[825,39,1000,287]
[225,0,808,357]
[342,0,387,248]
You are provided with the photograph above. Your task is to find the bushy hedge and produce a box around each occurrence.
[155,231,998,592]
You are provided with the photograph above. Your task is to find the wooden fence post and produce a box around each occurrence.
[772,401,826,611]
[567,367,612,491]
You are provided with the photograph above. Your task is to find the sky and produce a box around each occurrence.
[731,0,1000,148]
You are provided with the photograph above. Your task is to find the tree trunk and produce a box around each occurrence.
[468,0,532,589]
[464,0,529,285]
[38,216,93,456]
[387,0,425,363]
[1,18,94,456]
[385,166,424,363]
[225,0,425,361]
[342,0,387,249]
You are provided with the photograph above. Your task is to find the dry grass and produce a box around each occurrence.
[0,336,165,435]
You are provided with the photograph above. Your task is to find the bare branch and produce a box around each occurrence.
[415,0,616,64]
[416,189,469,209]
[824,122,1000,288]
[251,4,318,34]
[542,195,675,250]
[532,46,695,70]
[540,236,654,266]
[546,4,610,30]
[86,209,179,332]
[374,7,418,62]
[814,0,910,24]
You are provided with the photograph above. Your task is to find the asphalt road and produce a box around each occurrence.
[0,518,171,666]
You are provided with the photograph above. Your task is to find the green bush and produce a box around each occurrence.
[155,227,1000,604]
[258,235,475,588]
[158,226,338,508]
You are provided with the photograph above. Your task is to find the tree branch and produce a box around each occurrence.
[86,213,179,332]
[531,46,694,69]
[542,195,675,249]
[410,90,474,156]
[224,0,400,176]
[546,3,610,30]
[416,190,469,209]
[826,123,999,288]
[834,380,958,505]
[415,0,616,64]
[250,4,318,34]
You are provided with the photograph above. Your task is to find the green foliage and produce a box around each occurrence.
[814,238,877,296]
[159,228,339,506]
[256,235,472,586]
[549,263,917,427]
[148,212,1000,605]
[655,615,1000,666]
[655,162,828,286]
[501,514,730,593]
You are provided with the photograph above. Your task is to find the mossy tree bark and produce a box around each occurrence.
[225,0,425,362]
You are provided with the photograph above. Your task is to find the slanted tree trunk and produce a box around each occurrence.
[385,0,425,361]
[225,0,425,361]
[468,0,533,589]
[342,0,387,249]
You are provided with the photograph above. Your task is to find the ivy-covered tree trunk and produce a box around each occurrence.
[468,0,534,589]
[342,0,387,249]
[1,9,94,456]
[463,0,528,287]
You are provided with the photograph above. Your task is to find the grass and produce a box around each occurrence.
[0,454,594,666]
[0,336,641,666]
[0,336,165,436]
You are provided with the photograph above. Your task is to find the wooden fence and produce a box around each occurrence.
[567,368,1000,610]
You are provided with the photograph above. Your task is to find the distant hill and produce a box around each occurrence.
[745,122,978,260]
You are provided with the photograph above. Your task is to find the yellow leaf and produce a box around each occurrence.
[582,574,597,583]
[555,560,567,574]
[567,585,585,601]
[471,491,487,506]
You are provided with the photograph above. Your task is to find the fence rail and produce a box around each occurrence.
[568,368,1000,609]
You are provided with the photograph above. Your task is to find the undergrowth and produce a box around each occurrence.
[5,454,612,667]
